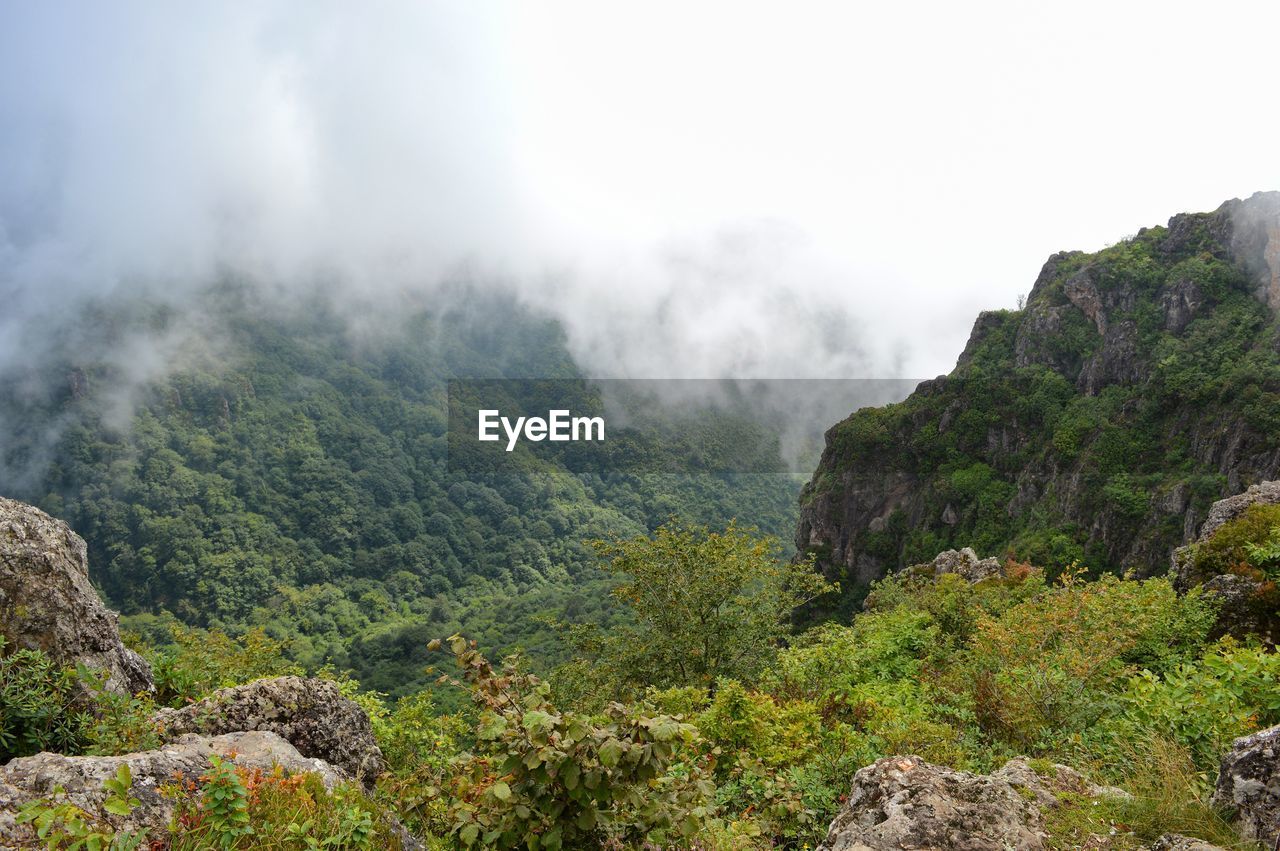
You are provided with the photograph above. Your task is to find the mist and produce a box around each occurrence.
[2,1,1278,445]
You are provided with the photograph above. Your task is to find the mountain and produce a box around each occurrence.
[0,282,800,696]
[797,191,1280,612]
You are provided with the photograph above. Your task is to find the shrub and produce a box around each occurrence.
[0,638,88,761]
[145,622,302,707]
[1097,639,1280,775]
[945,574,1214,753]
[170,758,401,851]
[696,680,819,769]
[1189,503,1280,579]
[432,635,718,849]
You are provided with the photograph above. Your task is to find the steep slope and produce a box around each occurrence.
[798,192,1280,611]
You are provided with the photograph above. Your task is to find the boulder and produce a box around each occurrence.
[991,757,1130,806]
[0,731,345,843]
[1212,723,1280,846]
[0,496,152,696]
[154,676,385,786]
[816,756,1045,850]
[905,547,1005,584]
[815,755,1132,851]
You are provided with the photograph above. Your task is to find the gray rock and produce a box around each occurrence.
[905,547,1005,584]
[1150,834,1227,851]
[815,756,1133,851]
[0,731,345,844]
[816,756,1047,850]
[153,676,385,786]
[0,496,152,696]
[1212,723,1280,846]
[991,757,1131,807]
[1193,480,1280,550]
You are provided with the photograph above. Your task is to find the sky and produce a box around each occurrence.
[1,0,1278,381]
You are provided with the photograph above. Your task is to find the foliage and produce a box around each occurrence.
[133,619,304,707]
[15,765,144,851]
[430,635,717,849]
[946,573,1215,753]
[192,755,254,849]
[803,221,1280,602]
[561,521,834,698]
[4,285,802,695]
[170,761,403,851]
[1098,639,1280,774]
[0,638,88,761]
[1189,503,1280,580]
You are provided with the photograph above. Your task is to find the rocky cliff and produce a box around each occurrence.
[798,192,1280,607]
[0,496,152,696]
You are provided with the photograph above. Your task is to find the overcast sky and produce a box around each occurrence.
[1,1,1278,379]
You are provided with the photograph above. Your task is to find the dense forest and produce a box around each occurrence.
[0,282,800,697]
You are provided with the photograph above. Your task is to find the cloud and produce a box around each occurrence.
[0,0,1277,397]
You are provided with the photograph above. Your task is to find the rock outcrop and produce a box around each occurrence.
[0,496,152,696]
[1181,480,1280,549]
[902,547,1005,584]
[1212,723,1280,846]
[814,755,1126,851]
[797,192,1280,596]
[0,731,346,843]
[1170,480,1280,642]
[154,676,385,786]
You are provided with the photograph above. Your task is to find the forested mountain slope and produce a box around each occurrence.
[0,283,798,696]
[798,191,1280,612]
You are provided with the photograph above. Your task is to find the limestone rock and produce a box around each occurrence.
[814,755,1133,851]
[153,676,385,786]
[0,731,344,844]
[815,756,1047,850]
[1212,723,1280,846]
[1150,835,1227,851]
[991,757,1130,807]
[0,496,152,696]
[905,547,1005,584]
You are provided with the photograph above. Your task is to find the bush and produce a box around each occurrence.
[431,635,718,849]
[143,622,302,707]
[1189,503,1280,579]
[1096,639,1280,775]
[169,757,402,851]
[942,574,1214,753]
[0,638,88,761]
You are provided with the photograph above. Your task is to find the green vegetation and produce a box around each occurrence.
[1,284,799,697]
[556,522,833,702]
[4,523,1277,847]
[1187,503,1280,581]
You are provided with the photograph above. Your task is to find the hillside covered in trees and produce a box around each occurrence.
[0,283,800,697]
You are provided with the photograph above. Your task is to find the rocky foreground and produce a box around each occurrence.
[4,492,1280,848]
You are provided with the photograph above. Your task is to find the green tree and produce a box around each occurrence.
[568,522,834,695]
